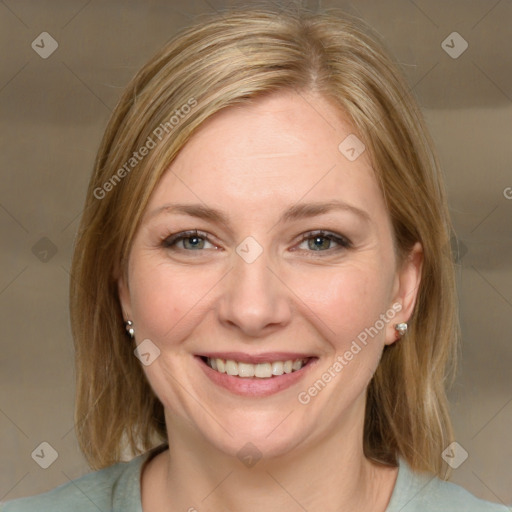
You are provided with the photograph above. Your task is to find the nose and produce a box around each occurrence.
[216,245,292,338]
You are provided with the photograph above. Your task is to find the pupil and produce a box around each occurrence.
[186,236,202,249]
[310,236,328,250]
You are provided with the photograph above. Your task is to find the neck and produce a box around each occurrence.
[141,411,398,512]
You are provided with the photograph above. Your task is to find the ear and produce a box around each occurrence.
[385,241,423,346]
[117,271,132,321]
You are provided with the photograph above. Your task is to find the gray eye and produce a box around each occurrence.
[181,235,206,250]
[307,235,333,251]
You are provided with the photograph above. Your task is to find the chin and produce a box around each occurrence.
[196,410,315,462]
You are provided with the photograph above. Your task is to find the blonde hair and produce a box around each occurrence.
[70,4,459,475]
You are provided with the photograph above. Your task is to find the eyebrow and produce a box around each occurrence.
[146,200,371,228]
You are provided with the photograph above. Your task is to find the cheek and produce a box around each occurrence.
[289,262,393,350]
[128,250,395,355]
[128,256,219,344]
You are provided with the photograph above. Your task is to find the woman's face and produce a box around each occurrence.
[118,90,422,459]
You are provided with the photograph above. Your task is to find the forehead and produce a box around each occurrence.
[145,90,386,224]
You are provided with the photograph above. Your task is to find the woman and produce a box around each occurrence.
[2,4,508,512]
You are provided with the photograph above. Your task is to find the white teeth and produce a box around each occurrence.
[238,362,255,378]
[225,360,238,376]
[206,357,308,378]
[255,363,272,378]
[271,361,284,375]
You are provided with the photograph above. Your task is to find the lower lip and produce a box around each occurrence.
[195,356,318,397]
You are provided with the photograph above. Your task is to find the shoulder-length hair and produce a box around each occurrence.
[70,4,459,475]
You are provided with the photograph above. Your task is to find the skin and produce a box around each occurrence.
[118,89,423,512]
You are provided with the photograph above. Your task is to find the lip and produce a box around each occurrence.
[195,354,318,397]
[198,351,316,364]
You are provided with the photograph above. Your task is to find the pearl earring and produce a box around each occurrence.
[125,320,135,339]
[394,322,408,337]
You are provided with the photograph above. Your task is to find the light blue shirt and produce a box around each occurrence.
[2,446,510,511]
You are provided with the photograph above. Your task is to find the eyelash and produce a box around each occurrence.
[161,229,352,255]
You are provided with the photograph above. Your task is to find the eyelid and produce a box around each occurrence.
[161,229,218,249]
[294,230,352,251]
[162,229,352,253]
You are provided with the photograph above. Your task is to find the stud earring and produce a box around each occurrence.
[394,322,408,337]
[125,320,135,339]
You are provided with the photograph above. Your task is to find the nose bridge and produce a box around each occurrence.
[234,242,274,294]
[217,237,291,335]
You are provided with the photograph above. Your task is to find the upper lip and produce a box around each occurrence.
[198,352,317,364]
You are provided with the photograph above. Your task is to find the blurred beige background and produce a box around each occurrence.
[1,0,511,506]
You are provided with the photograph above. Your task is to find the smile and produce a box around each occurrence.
[203,357,310,378]
[196,353,318,397]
